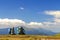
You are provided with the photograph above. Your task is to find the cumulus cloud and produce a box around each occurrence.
[0,19,45,29]
[0,18,43,29]
[45,11,60,18]
[0,18,25,28]
[27,22,43,28]
[45,11,60,23]
[28,22,43,26]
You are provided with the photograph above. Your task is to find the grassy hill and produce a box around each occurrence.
[54,33,60,36]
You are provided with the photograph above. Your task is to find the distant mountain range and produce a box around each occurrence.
[24,27,56,35]
[0,27,56,35]
[0,28,9,35]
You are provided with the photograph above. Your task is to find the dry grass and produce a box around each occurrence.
[0,35,60,40]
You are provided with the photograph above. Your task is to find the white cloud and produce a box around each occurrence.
[28,22,43,26]
[0,18,44,29]
[0,18,25,28]
[45,11,60,18]
[27,22,43,29]
[0,18,43,29]
[20,7,24,10]
[44,11,60,23]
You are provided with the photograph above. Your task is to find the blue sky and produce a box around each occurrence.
[0,0,60,33]
[0,0,59,22]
